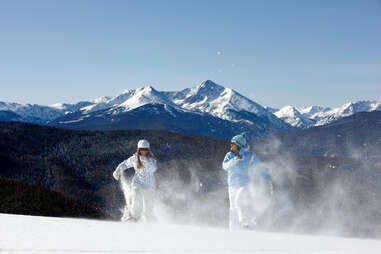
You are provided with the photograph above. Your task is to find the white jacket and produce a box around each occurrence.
[113,154,157,189]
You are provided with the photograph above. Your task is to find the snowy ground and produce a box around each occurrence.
[1,213,381,254]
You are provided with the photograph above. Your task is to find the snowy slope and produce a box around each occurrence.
[1,213,381,254]
[275,100,381,129]
[165,80,266,119]
[0,101,64,123]
[49,101,93,114]
[0,101,94,123]
[79,86,178,114]
[161,80,288,128]
[52,80,287,129]
[76,80,285,127]
[0,80,287,129]
[4,81,379,130]
[48,80,291,138]
[314,100,381,126]
[274,105,316,129]
[298,105,331,118]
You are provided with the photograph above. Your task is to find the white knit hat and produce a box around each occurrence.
[137,139,150,149]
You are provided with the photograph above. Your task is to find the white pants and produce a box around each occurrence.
[123,183,155,222]
[228,185,249,229]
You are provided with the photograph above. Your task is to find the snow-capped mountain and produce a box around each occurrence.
[2,81,380,134]
[274,100,381,129]
[80,85,180,114]
[274,106,316,129]
[314,100,381,126]
[298,105,331,119]
[50,103,278,140]
[0,101,66,123]
[0,100,95,123]
[163,80,286,127]
[49,101,94,114]
[48,80,292,139]
[75,80,286,128]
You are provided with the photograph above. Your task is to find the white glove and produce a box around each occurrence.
[113,170,120,181]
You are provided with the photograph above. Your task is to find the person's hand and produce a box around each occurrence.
[113,170,120,181]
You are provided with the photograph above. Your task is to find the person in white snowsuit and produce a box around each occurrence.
[113,139,157,222]
[222,133,272,229]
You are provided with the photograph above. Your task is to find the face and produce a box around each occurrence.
[230,142,239,152]
[139,148,149,156]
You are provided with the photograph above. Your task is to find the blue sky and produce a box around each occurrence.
[1,0,380,109]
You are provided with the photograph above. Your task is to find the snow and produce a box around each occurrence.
[48,103,68,110]
[0,102,63,122]
[58,115,91,124]
[46,80,288,129]
[1,81,289,129]
[172,82,258,120]
[93,96,112,104]
[274,100,381,128]
[313,100,381,126]
[80,86,180,114]
[1,213,381,254]
[117,86,176,112]
[3,81,380,129]
[0,101,95,123]
[167,80,284,127]
[274,106,316,129]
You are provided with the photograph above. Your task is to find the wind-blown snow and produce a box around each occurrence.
[1,213,381,254]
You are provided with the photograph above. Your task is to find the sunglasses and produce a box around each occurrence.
[139,148,149,151]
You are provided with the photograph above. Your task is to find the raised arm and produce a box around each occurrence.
[112,156,134,180]
[222,152,238,171]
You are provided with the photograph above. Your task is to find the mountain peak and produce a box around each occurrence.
[120,85,158,97]
[276,106,301,117]
[93,96,111,104]
[137,85,159,94]
[143,85,154,90]
[197,80,224,90]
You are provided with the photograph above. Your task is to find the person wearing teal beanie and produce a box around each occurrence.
[222,132,272,229]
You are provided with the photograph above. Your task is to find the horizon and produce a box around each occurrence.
[2,79,379,111]
[1,1,381,108]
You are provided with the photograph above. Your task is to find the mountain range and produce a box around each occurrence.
[46,81,291,139]
[274,101,381,129]
[1,80,380,137]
